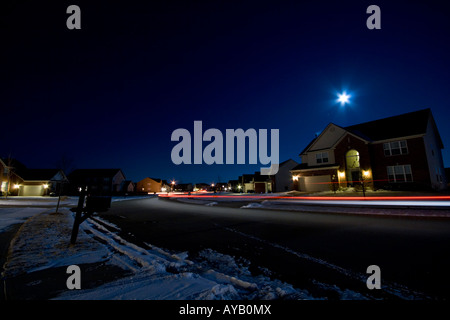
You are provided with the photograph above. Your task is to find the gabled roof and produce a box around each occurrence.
[279,158,299,167]
[300,108,439,155]
[19,169,66,181]
[345,108,432,142]
[68,169,124,180]
[0,158,27,173]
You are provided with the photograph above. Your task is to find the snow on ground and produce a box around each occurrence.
[3,194,445,300]
[2,209,110,277]
[2,205,313,300]
[0,207,49,232]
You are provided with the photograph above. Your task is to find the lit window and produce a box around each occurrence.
[384,140,408,156]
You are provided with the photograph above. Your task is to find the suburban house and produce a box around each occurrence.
[16,169,69,196]
[68,169,126,195]
[291,108,447,192]
[227,180,240,192]
[120,180,135,194]
[174,183,194,192]
[136,177,169,194]
[1,158,25,196]
[193,183,210,192]
[271,159,299,192]
[1,158,68,196]
[237,172,273,193]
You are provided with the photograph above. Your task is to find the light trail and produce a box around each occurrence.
[158,193,450,206]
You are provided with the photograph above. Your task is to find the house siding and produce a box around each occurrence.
[371,137,431,190]
[136,178,162,194]
[423,116,447,190]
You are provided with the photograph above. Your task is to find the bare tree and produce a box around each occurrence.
[53,153,76,213]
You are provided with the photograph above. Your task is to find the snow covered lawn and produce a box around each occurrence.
[2,206,311,300]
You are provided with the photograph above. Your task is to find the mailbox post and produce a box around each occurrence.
[70,186,111,245]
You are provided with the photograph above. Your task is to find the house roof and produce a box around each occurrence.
[68,169,123,180]
[345,108,432,142]
[299,137,317,155]
[0,158,27,172]
[300,108,440,155]
[19,169,65,181]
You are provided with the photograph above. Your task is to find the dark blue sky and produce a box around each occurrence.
[2,0,450,184]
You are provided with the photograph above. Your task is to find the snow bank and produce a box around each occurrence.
[2,209,110,278]
[3,208,311,300]
[241,203,264,209]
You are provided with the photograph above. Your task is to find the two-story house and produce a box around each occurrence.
[68,169,126,195]
[291,109,447,192]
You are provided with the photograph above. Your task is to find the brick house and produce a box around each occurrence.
[291,109,447,192]
[136,177,169,194]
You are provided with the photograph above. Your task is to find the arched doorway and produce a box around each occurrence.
[346,149,361,186]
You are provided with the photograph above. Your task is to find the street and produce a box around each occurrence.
[98,196,450,300]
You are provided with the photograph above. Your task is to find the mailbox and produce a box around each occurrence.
[85,196,111,212]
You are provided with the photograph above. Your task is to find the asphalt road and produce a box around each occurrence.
[98,197,450,300]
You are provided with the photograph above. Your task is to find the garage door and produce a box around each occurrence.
[20,185,44,196]
[299,175,331,192]
[254,182,266,193]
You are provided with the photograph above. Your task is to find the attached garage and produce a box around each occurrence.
[299,175,331,192]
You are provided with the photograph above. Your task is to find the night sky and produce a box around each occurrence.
[2,0,450,184]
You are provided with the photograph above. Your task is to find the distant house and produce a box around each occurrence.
[174,183,193,192]
[68,169,126,195]
[0,158,25,196]
[238,172,272,193]
[1,158,68,196]
[17,169,69,196]
[213,182,228,192]
[136,177,166,194]
[271,159,299,192]
[291,109,447,192]
[120,180,135,194]
[227,180,240,192]
[193,183,210,191]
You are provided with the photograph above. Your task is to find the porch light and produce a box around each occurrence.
[292,175,299,181]
[43,184,49,189]
[338,171,346,178]
[14,184,20,189]
[363,170,370,178]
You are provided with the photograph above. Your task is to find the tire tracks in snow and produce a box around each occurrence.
[220,224,433,300]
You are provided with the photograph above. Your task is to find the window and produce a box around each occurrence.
[346,150,360,169]
[384,140,408,156]
[316,152,329,164]
[387,165,413,182]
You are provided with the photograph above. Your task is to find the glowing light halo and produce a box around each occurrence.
[337,91,351,106]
